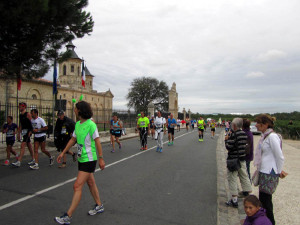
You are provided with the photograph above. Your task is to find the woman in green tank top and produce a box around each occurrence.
[55,101,105,224]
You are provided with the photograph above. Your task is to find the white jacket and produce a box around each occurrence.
[260,133,284,174]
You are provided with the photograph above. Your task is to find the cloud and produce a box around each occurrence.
[246,71,265,78]
[256,50,287,62]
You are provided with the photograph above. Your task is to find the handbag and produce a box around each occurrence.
[252,169,259,186]
[259,172,279,195]
[226,131,241,172]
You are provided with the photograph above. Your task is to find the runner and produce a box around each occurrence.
[2,116,18,165]
[167,113,177,146]
[225,121,230,134]
[109,116,114,145]
[54,110,76,168]
[197,116,205,142]
[185,117,190,132]
[191,119,195,130]
[176,118,181,132]
[149,115,155,139]
[210,119,216,138]
[110,115,122,153]
[55,101,105,225]
[154,111,166,152]
[29,109,54,170]
[204,119,207,131]
[12,102,34,167]
[137,112,150,150]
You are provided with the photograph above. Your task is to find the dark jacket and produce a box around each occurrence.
[54,116,75,149]
[243,208,272,225]
[225,129,247,161]
[243,128,254,161]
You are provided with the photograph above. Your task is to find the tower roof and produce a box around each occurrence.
[65,41,81,60]
[84,66,94,77]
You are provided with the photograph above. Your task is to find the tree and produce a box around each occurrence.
[0,0,94,80]
[127,77,169,113]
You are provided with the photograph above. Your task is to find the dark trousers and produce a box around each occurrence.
[246,161,251,182]
[259,191,275,225]
[140,128,148,147]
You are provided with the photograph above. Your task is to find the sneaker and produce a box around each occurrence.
[119,143,122,149]
[27,159,35,165]
[30,163,39,170]
[144,145,147,150]
[12,161,21,167]
[72,153,77,162]
[168,142,171,146]
[238,191,249,198]
[49,156,55,166]
[200,139,204,142]
[171,142,174,145]
[140,147,144,151]
[199,139,201,142]
[54,213,71,224]
[225,199,238,208]
[58,163,67,168]
[159,148,163,153]
[88,204,104,216]
[156,146,160,152]
[4,160,9,166]
[111,149,115,153]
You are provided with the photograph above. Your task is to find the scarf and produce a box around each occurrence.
[253,128,274,169]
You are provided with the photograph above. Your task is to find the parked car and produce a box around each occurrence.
[250,122,262,135]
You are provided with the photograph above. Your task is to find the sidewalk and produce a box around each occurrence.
[217,132,300,225]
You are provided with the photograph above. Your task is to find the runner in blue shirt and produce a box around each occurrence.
[167,113,177,146]
[3,116,18,165]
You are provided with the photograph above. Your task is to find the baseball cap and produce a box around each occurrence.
[57,110,65,116]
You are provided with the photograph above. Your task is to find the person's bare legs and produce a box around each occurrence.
[67,171,90,217]
[87,173,102,206]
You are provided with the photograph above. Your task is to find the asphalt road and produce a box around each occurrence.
[0,128,221,225]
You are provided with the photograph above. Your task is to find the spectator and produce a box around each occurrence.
[254,114,284,225]
[242,119,254,183]
[2,116,18,165]
[243,195,272,225]
[225,118,252,208]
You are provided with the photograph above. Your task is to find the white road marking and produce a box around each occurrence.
[0,131,192,211]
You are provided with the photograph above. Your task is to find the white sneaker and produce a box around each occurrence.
[12,161,21,167]
[30,163,39,170]
[27,159,35,165]
[88,204,104,216]
[49,156,55,166]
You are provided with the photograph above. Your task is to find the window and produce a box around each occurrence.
[63,65,66,75]
[30,105,37,110]
[71,65,74,72]
[32,94,37,100]
[90,81,92,86]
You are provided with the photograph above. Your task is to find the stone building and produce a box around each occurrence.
[0,42,113,123]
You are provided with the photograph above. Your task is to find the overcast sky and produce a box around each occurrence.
[45,0,300,114]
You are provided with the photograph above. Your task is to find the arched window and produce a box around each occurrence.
[63,65,66,75]
[71,65,74,72]
[32,94,37,100]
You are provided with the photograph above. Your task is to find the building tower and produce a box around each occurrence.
[168,82,178,119]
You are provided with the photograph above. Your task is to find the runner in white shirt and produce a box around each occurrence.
[176,118,181,132]
[154,111,166,153]
[29,109,54,170]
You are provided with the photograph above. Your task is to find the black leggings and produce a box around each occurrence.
[259,191,275,225]
[139,128,148,147]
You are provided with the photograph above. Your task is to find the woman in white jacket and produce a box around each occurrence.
[254,114,284,225]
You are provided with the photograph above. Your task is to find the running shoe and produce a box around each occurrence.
[140,147,144,151]
[225,199,238,208]
[119,143,122,149]
[12,161,21,167]
[30,163,39,170]
[54,213,71,224]
[88,204,104,216]
[144,145,147,150]
[49,156,55,166]
[168,142,171,146]
[58,163,67,168]
[111,149,115,153]
[199,139,201,142]
[156,146,160,152]
[72,153,77,162]
[171,142,174,145]
[4,160,9,166]
[200,139,204,142]
[27,159,35,165]
[159,148,163,153]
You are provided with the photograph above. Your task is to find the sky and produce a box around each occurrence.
[45,0,300,114]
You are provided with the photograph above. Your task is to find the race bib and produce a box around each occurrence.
[61,127,67,134]
[6,130,14,137]
[21,129,28,136]
[140,121,146,126]
[77,144,83,157]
